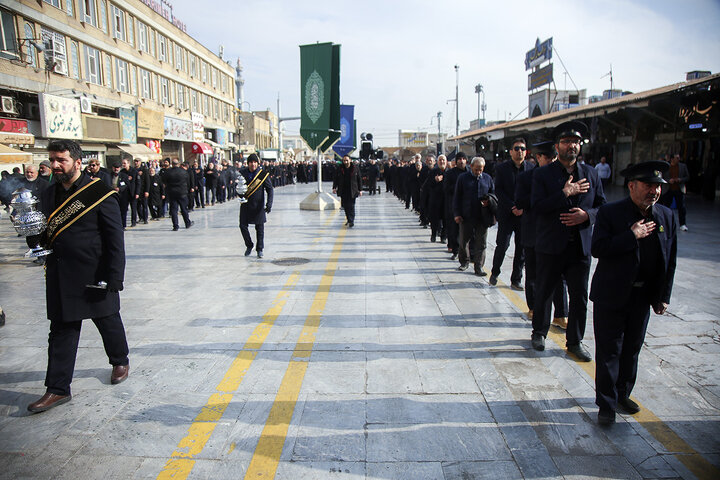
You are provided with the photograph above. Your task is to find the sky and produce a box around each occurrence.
[169,0,720,146]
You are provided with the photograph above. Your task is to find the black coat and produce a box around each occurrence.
[531,160,606,256]
[590,197,677,308]
[163,167,191,198]
[443,166,467,217]
[515,169,536,248]
[422,166,446,221]
[240,167,273,224]
[148,174,165,205]
[333,164,362,199]
[453,171,494,221]
[40,174,125,322]
[494,159,534,223]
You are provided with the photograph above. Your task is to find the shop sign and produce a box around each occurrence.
[119,107,137,143]
[525,37,553,71]
[164,116,193,141]
[216,128,228,147]
[0,117,29,133]
[137,107,164,139]
[191,112,204,142]
[39,93,82,139]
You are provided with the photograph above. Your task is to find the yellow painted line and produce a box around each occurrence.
[156,272,301,480]
[493,275,720,480]
[244,227,346,479]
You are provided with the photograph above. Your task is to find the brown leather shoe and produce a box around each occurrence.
[111,364,129,384]
[27,392,71,413]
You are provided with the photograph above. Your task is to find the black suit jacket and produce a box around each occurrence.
[40,174,125,322]
[494,159,534,223]
[590,197,677,307]
[531,160,606,256]
[240,167,273,224]
[514,168,536,248]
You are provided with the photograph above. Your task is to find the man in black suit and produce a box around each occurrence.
[590,161,677,425]
[530,121,606,361]
[333,155,362,228]
[443,152,468,260]
[240,153,274,257]
[85,159,112,187]
[163,159,194,231]
[28,139,129,413]
[490,138,534,289]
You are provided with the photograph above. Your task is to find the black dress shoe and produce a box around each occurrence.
[458,263,469,271]
[450,253,457,261]
[244,247,253,256]
[172,226,179,231]
[510,283,524,291]
[489,275,498,286]
[567,343,592,362]
[618,397,640,414]
[28,392,72,413]
[531,333,545,351]
[186,221,194,229]
[598,409,616,425]
[111,364,129,384]
[474,267,487,276]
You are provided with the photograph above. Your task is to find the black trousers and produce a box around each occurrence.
[458,220,488,268]
[491,217,524,284]
[194,188,205,208]
[532,241,591,346]
[524,246,568,317]
[341,196,357,224]
[593,291,651,412]
[241,222,265,251]
[446,213,460,254]
[661,190,687,225]
[169,195,191,229]
[368,179,377,194]
[46,312,129,396]
[118,194,136,228]
[138,196,149,222]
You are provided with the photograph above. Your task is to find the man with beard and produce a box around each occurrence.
[133,159,150,224]
[204,162,218,206]
[239,154,273,257]
[443,151,468,260]
[163,158,194,231]
[119,158,139,228]
[590,161,676,425]
[366,157,380,195]
[147,167,165,220]
[28,139,129,413]
[193,163,205,209]
[333,155,363,228]
[85,159,112,187]
[530,121,606,361]
[111,161,134,229]
[423,154,448,243]
[490,138,534,290]
[22,164,49,198]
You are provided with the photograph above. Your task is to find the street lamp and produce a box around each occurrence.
[474,83,486,125]
[454,65,459,137]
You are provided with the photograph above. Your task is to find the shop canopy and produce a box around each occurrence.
[0,144,32,164]
[190,142,213,155]
[117,143,162,161]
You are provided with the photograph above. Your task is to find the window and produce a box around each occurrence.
[66,0,74,17]
[110,5,125,41]
[137,21,147,53]
[160,77,169,104]
[157,33,166,61]
[81,0,97,28]
[175,44,182,70]
[152,73,158,101]
[191,89,197,111]
[115,57,129,93]
[41,27,68,75]
[84,44,101,84]
[98,0,107,33]
[70,40,79,79]
[104,53,112,88]
[126,15,134,46]
[24,23,36,67]
[221,74,226,93]
[44,0,61,8]
[129,63,137,96]
[201,61,207,83]
[148,27,155,56]
[203,94,208,115]
[139,68,151,99]
[176,83,185,110]
[212,67,217,88]
[0,9,17,59]
[189,54,196,78]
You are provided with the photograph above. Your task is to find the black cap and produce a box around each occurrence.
[620,161,669,184]
[552,120,588,142]
[455,151,467,160]
[533,140,556,157]
[247,153,260,163]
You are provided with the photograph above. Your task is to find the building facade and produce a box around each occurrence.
[0,0,237,169]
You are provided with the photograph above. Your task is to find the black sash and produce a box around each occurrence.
[244,169,269,199]
[46,178,116,246]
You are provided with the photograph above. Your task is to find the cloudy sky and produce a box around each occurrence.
[170,0,720,146]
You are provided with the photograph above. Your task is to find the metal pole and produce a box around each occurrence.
[277,93,283,163]
[316,147,323,193]
[454,65,459,137]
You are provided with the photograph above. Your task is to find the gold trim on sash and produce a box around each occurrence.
[46,178,116,245]
[244,169,269,200]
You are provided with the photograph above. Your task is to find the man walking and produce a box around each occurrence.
[239,153,273,257]
[490,138,534,290]
[333,155,362,228]
[590,161,676,425]
[28,139,129,413]
[530,121,606,361]
[444,152,468,260]
[163,159,194,231]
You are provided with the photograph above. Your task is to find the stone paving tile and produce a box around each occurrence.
[366,462,444,480]
[441,460,523,479]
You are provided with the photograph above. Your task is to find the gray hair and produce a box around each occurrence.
[471,156,485,167]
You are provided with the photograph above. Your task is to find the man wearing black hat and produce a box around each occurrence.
[240,153,273,257]
[443,151,468,259]
[332,155,362,228]
[490,137,534,289]
[515,141,568,325]
[530,120,606,361]
[590,161,676,425]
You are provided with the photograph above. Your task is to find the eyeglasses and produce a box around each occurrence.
[513,146,527,152]
[559,138,582,145]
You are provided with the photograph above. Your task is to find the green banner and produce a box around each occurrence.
[300,42,340,152]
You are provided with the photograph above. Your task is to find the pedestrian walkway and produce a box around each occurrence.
[0,182,718,480]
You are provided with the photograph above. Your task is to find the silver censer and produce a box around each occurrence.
[10,188,53,258]
[236,175,248,204]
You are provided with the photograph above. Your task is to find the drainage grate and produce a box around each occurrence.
[271,257,311,266]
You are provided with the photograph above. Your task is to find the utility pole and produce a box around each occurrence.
[436,111,443,154]
[454,65,460,137]
[474,83,486,125]
[277,92,282,163]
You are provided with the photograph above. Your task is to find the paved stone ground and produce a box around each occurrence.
[0,181,718,480]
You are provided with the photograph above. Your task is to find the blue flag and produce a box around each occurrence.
[333,105,355,157]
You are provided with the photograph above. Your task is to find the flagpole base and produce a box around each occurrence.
[299,192,340,211]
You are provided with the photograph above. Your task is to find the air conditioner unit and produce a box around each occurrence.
[0,96,18,115]
[79,97,92,114]
[44,34,68,76]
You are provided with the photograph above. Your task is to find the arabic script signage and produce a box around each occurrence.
[39,93,83,139]
[0,117,29,133]
[191,112,205,142]
[525,37,553,71]
[137,107,164,139]
[164,116,193,141]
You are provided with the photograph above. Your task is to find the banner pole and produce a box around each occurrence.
[316,148,323,193]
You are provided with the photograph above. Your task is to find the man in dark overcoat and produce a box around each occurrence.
[163,159,193,231]
[530,121,606,361]
[239,153,273,257]
[422,154,448,243]
[443,152,468,259]
[590,161,677,425]
[28,139,129,413]
[333,155,363,228]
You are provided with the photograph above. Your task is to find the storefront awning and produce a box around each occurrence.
[0,144,33,164]
[190,142,213,155]
[117,143,162,161]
